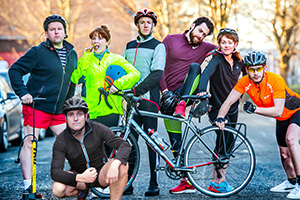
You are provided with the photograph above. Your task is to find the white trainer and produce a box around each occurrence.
[287,184,300,199]
[270,180,296,193]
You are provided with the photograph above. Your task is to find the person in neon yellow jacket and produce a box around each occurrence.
[71,25,140,126]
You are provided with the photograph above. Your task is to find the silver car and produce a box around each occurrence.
[0,76,23,152]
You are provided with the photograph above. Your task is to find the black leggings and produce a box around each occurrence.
[165,63,202,154]
[131,99,160,186]
[209,110,238,157]
[176,63,201,99]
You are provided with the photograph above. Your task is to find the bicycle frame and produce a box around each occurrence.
[121,96,217,173]
[94,92,255,198]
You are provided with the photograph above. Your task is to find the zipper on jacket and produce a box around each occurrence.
[68,126,93,169]
[79,128,92,169]
[133,40,141,66]
[37,85,44,97]
[80,142,90,168]
[53,49,72,113]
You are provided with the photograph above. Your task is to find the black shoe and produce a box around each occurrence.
[123,185,134,195]
[21,188,30,200]
[145,184,160,196]
[21,186,42,199]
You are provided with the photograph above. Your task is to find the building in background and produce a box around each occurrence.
[0,35,30,67]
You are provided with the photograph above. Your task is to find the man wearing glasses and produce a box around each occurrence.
[215,51,300,199]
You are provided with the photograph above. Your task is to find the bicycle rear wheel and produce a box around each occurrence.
[184,126,255,197]
[91,127,140,198]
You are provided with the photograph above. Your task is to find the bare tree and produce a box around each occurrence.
[193,0,238,41]
[0,0,50,45]
[150,0,192,40]
[272,0,300,81]
[0,0,86,45]
[237,0,300,83]
[55,0,84,43]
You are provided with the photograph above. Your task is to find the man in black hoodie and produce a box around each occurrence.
[8,14,78,198]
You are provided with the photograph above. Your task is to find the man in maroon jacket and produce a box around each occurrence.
[160,16,216,194]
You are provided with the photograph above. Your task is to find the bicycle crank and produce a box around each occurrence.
[165,164,183,180]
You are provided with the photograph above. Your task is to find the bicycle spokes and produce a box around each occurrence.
[184,126,255,197]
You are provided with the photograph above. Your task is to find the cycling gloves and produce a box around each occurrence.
[243,101,256,114]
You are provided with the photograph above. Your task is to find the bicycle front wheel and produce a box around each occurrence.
[184,126,255,197]
[91,127,140,198]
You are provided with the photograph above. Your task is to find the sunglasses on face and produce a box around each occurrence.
[247,66,264,73]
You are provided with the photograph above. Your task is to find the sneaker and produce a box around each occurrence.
[77,188,89,200]
[270,180,296,193]
[169,179,196,194]
[287,184,300,199]
[208,180,233,193]
[22,185,42,199]
[173,101,186,117]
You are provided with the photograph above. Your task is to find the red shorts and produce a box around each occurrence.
[22,105,66,129]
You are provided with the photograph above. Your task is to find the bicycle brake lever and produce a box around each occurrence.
[134,101,142,116]
[98,88,112,109]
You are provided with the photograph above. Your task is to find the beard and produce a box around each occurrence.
[190,31,203,45]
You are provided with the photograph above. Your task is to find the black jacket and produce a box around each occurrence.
[51,121,131,187]
[199,53,246,114]
[8,39,78,114]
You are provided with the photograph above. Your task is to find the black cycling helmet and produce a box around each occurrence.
[159,91,181,115]
[134,8,157,26]
[217,28,239,42]
[244,51,267,66]
[62,96,88,115]
[43,14,67,32]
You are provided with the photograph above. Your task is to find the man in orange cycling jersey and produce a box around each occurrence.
[215,51,300,199]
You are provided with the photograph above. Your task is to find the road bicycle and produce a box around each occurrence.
[91,91,256,198]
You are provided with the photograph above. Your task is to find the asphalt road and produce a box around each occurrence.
[0,112,291,200]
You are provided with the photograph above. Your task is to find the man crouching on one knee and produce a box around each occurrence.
[51,96,130,200]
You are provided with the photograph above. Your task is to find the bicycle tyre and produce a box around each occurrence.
[91,126,140,198]
[184,126,255,197]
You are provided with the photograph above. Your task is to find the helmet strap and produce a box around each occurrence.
[216,47,237,55]
[66,115,86,136]
[67,123,85,136]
